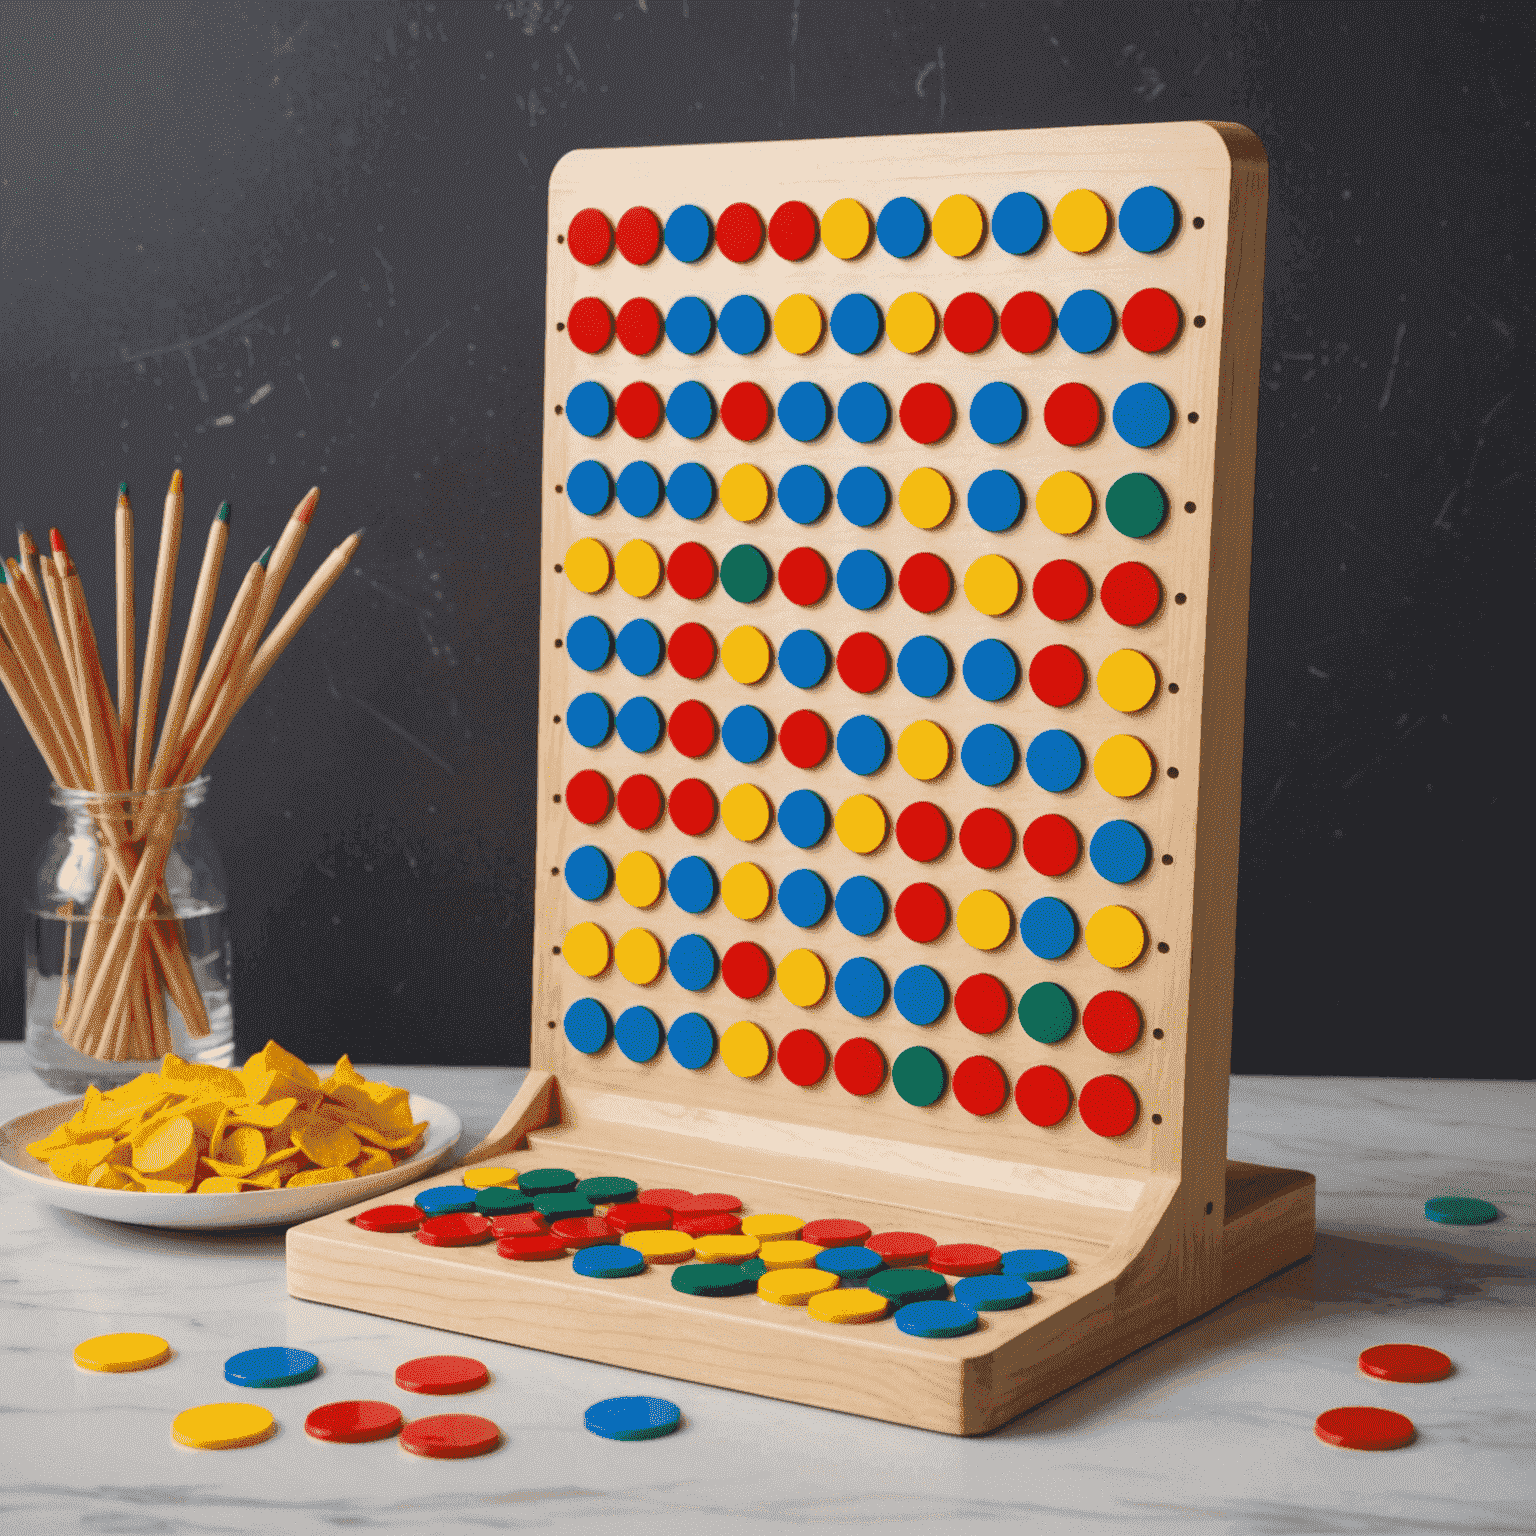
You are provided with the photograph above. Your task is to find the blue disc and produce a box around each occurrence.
[778,868,829,928]
[566,615,613,673]
[962,639,1018,702]
[666,381,715,440]
[566,459,612,516]
[876,196,927,258]
[667,856,717,914]
[1113,383,1174,447]
[665,295,714,355]
[414,1186,477,1216]
[566,691,612,748]
[1020,896,1076,960]
[573,1244,646,1279]
[1058,289,1116,354]
[664,205,712,262]
[836,714,889,775]
[615,460,663,517]
[722,705,773,764]
[894,1299,978,1339]
[836,549,889,610]
[1000,1248,1070,1280]
[668,933,717,991]
[564,997,611,1054]
[954,1275,1034,1311]
[837,466,889,528]
[779,464,828,525]
[961,724,1017,787]
[835,876,887,937]
[894,964,946,1026]
[666,462,715,520]
[830,292,882,354]
[615,1005,663,1063]
[969,382,1025,445]
[780,629,830,689]
[837,382,889,444]
[615,618,664,677]
[223,1346,320,1389]
[584,1395,682,1441]
[718,294,768,355]
[834,957,887,1018]
[779,381,829,443]
[565,381,612,438]
[1026,729,1084,792]
[1119,185,1178,253]
[815,1245,885,1280]
[992,191,1047,255]
[966,469,1022,533]
[564,845,612,902]
[615,696,664,753]
[779,788,829,849]
[897,636,951,699]
[1089,820,1150,883]
[667,1011,716,1070]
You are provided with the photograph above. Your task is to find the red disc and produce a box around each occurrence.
[1314,1406,1416,1451]
[1100,562,1162,627]
[304,1400,404,1444]
[867,1231,936,1266]
[353,1204,422,1234]
[899,383,955,445]
[833,1037,886,1096]
[779,709,830,769]
[400,1413,502,1460]
[836,632,889,693]
[666,542,717,600]
[615,206,662,265]
[564,769,611,825]
[1083,991,1142,1054]
[667,700,716,758]
[1079,1075,1139,1138]
[1032,559,1091,622]
[1022,813,1079,876]
[667,778,716,835]
[1016,1064,1073,1127]
[716,201,764,262]
[720,381,772,441]
[566,297,613,354]
[566,208,613,266]
[898,552,952,613]
[928,1242,1002,1278]
[489,1212,547,1238]
[956,974,1011,1035]
[1043,383,1101,446]
[778,1028,829,1087]
[604,1202,673,1233]
[668,622,716,679]
[496,1233,566,1261]
[942,291,996,354]
[1121,287,1182,354]
[953,1056,1009,1117]
[394,1355,490,1396]
[415,1213,493,1248]
[896,801,950,863]
[550,1217,617,1248]
[1358,1344,1453,1383]
[1000,291,1055,353]
[895,883,948,943]
[616,773,663,830]
[959,808,1015,870]
[615,296,664,355]
[722,941,773,998]
[636,1189,692,1211]
[768,199,818,260]
[674,1212,743,1237]
[779,547,830,607]
[664,1194,739,1219]
[802,1218,871,1248]
[1029,645,1086,706]
[616,381,664,438]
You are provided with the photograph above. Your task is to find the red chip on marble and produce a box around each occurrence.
[667,778,717,835]
[722,940,773,999]
[496,1233,567,1261]
[667,700,717,758]
[833,1037,886,1096]
[867,1231,936,1266]
[400,1412,502,1460]
[1031,559,1092,622]
[636,1190,692,1212]
[615,380,664,438]
[768,199,819,261]
[616,206,663,265]
[956,973,1011,1035]
[1028,645,1086,707]
[566,297,613,354]
[567,208,613,266]
[895,883,948,943]
[667,542,717,600]
[716,201,764,262]
[673,1213,743,1238]
[1313,1406,1416,1451]
[896,801,950,862]
[1078,1075,1140,1138]
[898,552,952,613]
[779,546,831,606]
[1121,287,1182,354]
[899,383,955,444]
[394,1355,491,1395]
[721,381,772,441]
[1043,382,1101,446]
[959,808,1015,870]
[836,632,889,693]
[942,291,996,353]
[616,773,664,831]
[928,1243,1002,1277]
[564,769,612,825]
[353,1204,423,1234]
[779,709,831,769]
[1083,991,1142,1054]
[1022,813,1079,876]
[801,1218,872,1249]
[304,1399,404,1444]
[668,622,717,679]
[1015,1064,1073,1127]
[1358,1344,1453,1383]
[616,296,664,355]
[777,1028,829,1087]
[1100,561,1162,627]
[670,1192,743,1216]
[1000,291,1055,353]
[550,1217,618,1249]
[489,1212,548,1239]
[415,1213,494,1248]
[603,1202,674,1233]
[953,1056,1010,1117]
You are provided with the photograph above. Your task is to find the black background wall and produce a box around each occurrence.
[1,2,1529,1078]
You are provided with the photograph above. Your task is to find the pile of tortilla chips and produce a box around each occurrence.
[25,1041,428,1193]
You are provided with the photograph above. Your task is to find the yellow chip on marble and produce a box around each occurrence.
[615,539,661,597]
[835,794,886,854]
[562,921,611,978]
[956,890,1013,951]
[887,291,937,354]
[822,197,871,259]
[759,1239,824,1270]
[809,1288,889,1324]
[776,948,827,1007]
[171,1402,277,1450]
[722,862,772,921]
[620,1229,695,1263]
[898,467,952,530]
[1053,188,1110,252]
[74,1332,171,1373]
[721,625,772,683]
[720,1020,771,1079]
[741,1212,805,1241]
[1085,905,1147,969]
[616,850,664,908]
[933,193,985,257]
[758,1269,839,1306]
[773,294,823,355]
[721,783,772,842]
[1097,649,1158,713]
[897,720,950,781]
[1094,734,1154,798]
[563,537,611,594]
[1036,470,1094,535]
[695,1234,760,1262]
[721,463,770,522]
[615,927,663,985]
[462,1166,519,1190]
[964,554,1020,616]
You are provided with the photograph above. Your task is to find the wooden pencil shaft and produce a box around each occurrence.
[59,564,127,794]
[0,636,73,787]
[179,557,264,766]
[4,563,89,778]
[0,592,80,785]
[247,487,316,641]
[115,488,135,772]
[16,527,44,607]
[39,560,87,739]
[133,472,184,792]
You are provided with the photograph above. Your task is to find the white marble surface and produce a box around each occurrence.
[1,1045,1530,1536]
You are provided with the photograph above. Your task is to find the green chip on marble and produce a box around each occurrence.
[1018,981,1074,1043]
[867,1268,948,1307]
[577,1176,639,1205]
[721,544,771,603]
[1424,1196,1498,1226]
[1105,472,1167,538]
[892,1045,947,1107]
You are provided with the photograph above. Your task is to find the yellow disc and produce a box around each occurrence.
[776,948,827,1007]
[822,197,871,259]
[956,890,1013,951]
[1086,905,1147,969]
[835,794,887,854]
[898,467,952,530]
[1054,188,1110,252]
[809,1288,890,1324]
[170,1402,277,1450]
[614,538,661,598]
[1094,734,1155,798]
[1097,649,1158,713]
[695,1234,760,1262]
[720,1020,771,1079]
[1036,471,1094,535]
[773,293,823,355]
[615,850,664,908]
[562,921,610,978]
[933,193,985,257]
[887,291,938,354]
[721,624,772,684]
[721,783,771,842]
[760,1239,825,1270]
[758,1269,839,1306]
[74,1332,171,1373]
[722,862,772,920]
[461,1166,518,1190]
[563,537,610,594]
[964,554,1021,616]
[620,1229,695,1263]
[720,463,770,523]
[897,720,950,781]
[614,927,663,984]
[741,1212,804,1241]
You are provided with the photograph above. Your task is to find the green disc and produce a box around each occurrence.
[891,1046,947,1107]
[1018,981,1075,1043]
[532,1193,594,1219]
[519,1167,578,1194]
[867,1268,948,1306]
[576,1176,639,1204]
[670,1263,757,1297]
[475,1187,535,1216]
[720,544,771,603]
[1104,472,1167,538]
[740,1257,767,1281]
[1424,1196,1498,1226]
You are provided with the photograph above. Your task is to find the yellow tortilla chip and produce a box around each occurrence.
[203,1125,267,1177]
[26,1125,76,1159]
[350,1146,394,1177]
[225,1097,298,1129]
[48,1138,119,1184]
[134,1174,194,1193]
[196,1175,246,1193]
[102,1071,169,1105]
[160,1053,244,1098]
[287,1165,355,1188]
[291,1116,361,1170]
[345,1118,430,1150]
[243,1040,320,1091]
[133,1116,197,1180]
[86,1163,134,1189]
[317,1053,367,1095]
[242,1168,284,1189]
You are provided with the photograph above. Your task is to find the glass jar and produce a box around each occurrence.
[23,777,233,1094]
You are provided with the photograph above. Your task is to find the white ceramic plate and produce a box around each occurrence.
[0,1091,461,1230]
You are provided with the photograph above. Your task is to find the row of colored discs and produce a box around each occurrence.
[566,186,1180,264]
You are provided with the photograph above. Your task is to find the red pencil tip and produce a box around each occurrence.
[49,528,66,554]
[294,487,320,527]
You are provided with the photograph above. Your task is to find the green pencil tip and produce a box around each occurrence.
[0,565,7,585]
[216,501,231,524]
[118,481,130,498]
[257,545,273,568]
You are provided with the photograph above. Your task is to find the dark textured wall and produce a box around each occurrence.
[1,2,1529,1077]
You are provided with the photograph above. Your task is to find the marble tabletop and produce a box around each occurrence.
[1,1045,1530,1536]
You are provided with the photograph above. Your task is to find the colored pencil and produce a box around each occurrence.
[132,470,183,791]
[114,483,135,773]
